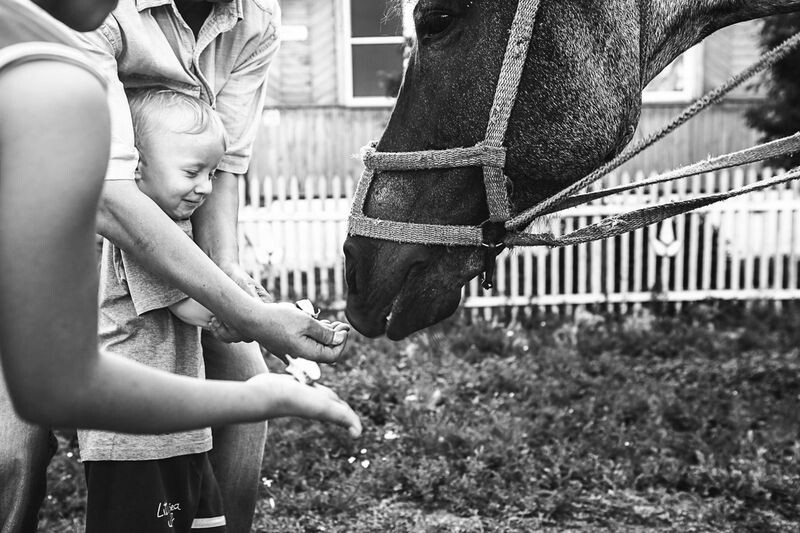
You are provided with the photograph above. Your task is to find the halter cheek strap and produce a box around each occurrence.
[348,0,543,253]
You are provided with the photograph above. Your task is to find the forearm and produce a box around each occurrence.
[192,170,241,269]
[96,180,254,326]
[170,298,214,328]
[26,353,270,433]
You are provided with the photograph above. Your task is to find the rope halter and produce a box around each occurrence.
[348,0,542,286]
[348,0,800,289]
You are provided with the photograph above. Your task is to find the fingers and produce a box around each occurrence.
[251,374,362,438]
[306,383,362,438]
[208,317,249,343]
[301,342,345,365]
[254,284,273,303]
[306,318,348,347]
[299,316,353,364]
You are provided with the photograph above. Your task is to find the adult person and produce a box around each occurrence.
[72,2,302,530]
[0,1,361,532]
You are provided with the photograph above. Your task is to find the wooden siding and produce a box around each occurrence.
[703,21,763,99]
[248,102,763,179]
[264,0,338,107]
[264,6,764,108]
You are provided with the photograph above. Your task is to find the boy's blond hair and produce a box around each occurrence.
[126,88,228,153]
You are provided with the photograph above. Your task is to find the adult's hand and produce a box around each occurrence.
[252,303,350,365]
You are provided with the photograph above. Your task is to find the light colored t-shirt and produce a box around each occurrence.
[78,219,212,462]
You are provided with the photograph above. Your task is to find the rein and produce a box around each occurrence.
[348,0,800,289]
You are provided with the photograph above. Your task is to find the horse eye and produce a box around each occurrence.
[417,11,454,41]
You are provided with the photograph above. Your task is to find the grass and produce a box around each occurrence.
[40,301,800,532]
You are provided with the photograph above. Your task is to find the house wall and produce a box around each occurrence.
[250,10,768,180]
[265,4,765,108]
[703,21,764,99]
[249,101,761,180]
[265,0,339,106]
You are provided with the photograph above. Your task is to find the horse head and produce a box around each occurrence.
[344,0,800,340]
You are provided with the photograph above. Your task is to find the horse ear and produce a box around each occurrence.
[642,0,800,84]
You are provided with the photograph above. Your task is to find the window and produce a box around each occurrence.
[342,0,412,106]
[341,3,702,106]
[642,44,703,103]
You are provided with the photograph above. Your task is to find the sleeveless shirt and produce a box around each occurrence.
[0,0,105,85]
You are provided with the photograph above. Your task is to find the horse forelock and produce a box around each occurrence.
[387,0,417,22]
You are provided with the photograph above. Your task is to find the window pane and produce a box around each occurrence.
[352,43,404,98]
[645,54,687,93]
[351,0,402,37]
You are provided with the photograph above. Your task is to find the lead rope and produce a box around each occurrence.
[506,30,800,234]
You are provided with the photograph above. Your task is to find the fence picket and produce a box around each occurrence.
[564,216,575,315]
[549,220,561,315]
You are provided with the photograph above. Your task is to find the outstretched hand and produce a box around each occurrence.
[254,302,351,364]
[246,372,362,438]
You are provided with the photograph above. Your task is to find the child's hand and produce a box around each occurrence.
[246,373,362,438]
[207,316,250,343]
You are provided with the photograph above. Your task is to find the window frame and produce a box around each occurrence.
[642,44,704,104]
[340,0,411,107]
[338,3,703,107]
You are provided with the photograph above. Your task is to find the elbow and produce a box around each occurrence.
[5,371,89,428]
[94,184,120,238]
[8,385,71,427]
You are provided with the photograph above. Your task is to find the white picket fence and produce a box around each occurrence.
[237,168,800,315]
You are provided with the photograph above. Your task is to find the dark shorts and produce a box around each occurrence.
[84,452,226,533]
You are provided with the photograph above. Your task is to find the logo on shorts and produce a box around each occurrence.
[156,501,182,528]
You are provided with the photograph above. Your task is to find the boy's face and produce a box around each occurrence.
[34,0,118,31]
[136,125,225,221]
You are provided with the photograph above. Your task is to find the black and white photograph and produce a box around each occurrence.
[1,0,800,531]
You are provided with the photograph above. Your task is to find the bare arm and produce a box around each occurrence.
[96,186,346,360]
[191,170,269,301]
[75,21,343,361]
[169,298,214,328]
[0,61,359,436]
[191,19,279,300]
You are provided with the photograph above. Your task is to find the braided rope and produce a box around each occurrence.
[508,166,800,247]
[507,30,800,231]
[540,133,800,215]
[348,168,485,245]
[348,214,484,246]
[361,142,506,171]
[483,0,541,221]
[349,0,543,241]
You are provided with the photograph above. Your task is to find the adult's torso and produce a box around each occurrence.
[100,0,277,106]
